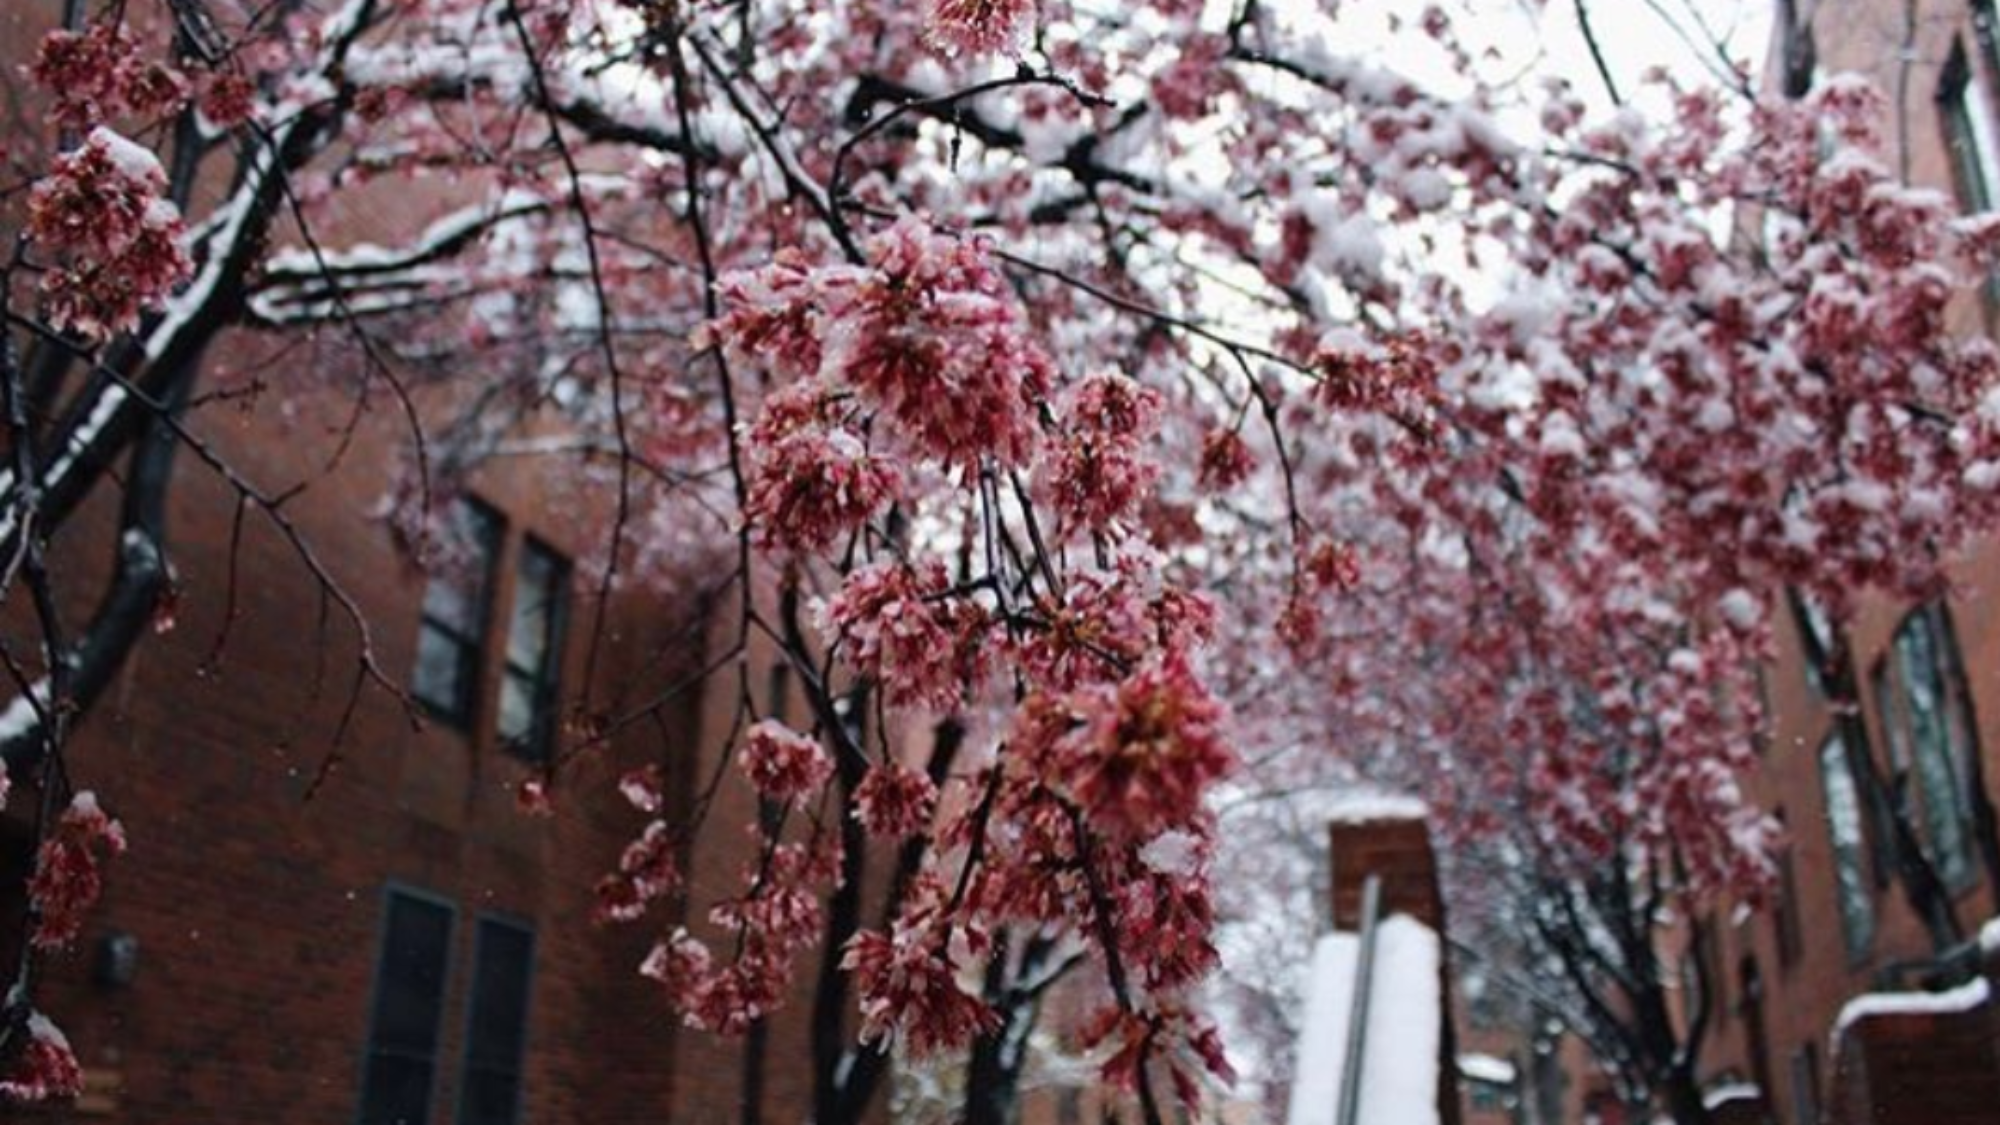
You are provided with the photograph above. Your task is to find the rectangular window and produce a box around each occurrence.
[1790,587,1835,699]
[1889,604,1977,890]
[497,540,568,761]
[1946,41,2000,213]
[359,890,456,1125]
[413,500,503,728]
[457,917,535,1125]
[1772,824,1805,969]
[1945,32,2000,312]
[1819,732,1876,961]
[1788,1043,1821,1125]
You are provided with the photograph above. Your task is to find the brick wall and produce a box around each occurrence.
[1684,7,2000,1125]
[1824,942,2000,1124]
[0,354,735,1122]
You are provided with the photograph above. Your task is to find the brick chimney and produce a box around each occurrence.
[1327,814,1446,931]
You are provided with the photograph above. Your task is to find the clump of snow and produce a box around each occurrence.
[90,126,167,185]
[1457,1053,1516,1085]
[1702,1082,1760,1110]
[1718,588,1762,631]
[1139,830,1204,876]
[1286,915,1443,1125]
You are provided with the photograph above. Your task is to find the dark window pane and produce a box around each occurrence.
[361,1056,436,1125]
[458,919,534,1125]
[506,549,558,671]
[412,499,501,726]
[459,1072,521,1125]
[497,672,536,748]
[500,543,567,761]
[1894,608,1975,887]
[413,625,472,719]
[425,503,500,634]
[360,892,454,1125]
[1819,734,1875,959]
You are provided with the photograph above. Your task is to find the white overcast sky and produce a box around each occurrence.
[1297,0,1776,112]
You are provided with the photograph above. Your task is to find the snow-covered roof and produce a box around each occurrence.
[1831,977,1992,1046]
[1456,1053,1516,1086]
[1323,789,1429,824]
[1285,914,1442,1125]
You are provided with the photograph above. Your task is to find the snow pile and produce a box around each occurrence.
[1457,1053,1516,1086]
[1702,1082,1760,1111]
[1286,915,1442,1125]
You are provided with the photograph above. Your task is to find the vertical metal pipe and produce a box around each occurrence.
[1337,875,1384,1125]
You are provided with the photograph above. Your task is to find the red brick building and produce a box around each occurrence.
[0,353,832,1123]
[1642,5,2000,1123]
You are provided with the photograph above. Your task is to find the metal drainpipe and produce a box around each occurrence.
[1337,874,1384,1125]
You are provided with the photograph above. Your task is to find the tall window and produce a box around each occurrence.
[457,917,535,1125]
[1771,812,1805,969]
[359,890,456,1125]
[1881,603,1978,890]
[497,541,568,761]
[1788,1043,1821,1125]
[1943,37,2000,214]
[1819,732,1876,961]
[1789,587,1836,699]
[412,500,502,728]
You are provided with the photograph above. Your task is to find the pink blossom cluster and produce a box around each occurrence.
[31,23,189,128]
[26,129,192,338]
[843,879,998,1056]
[741,382,899,553]
[27,792,127,951]
[735,720,833,802]
[820,561,988,710]
[636,836,840,1034]
[852,763,939,838]
[1018,653,1233,842]
[710,219,1055,511]
[1081,1003,1235,1109]
[922,0,1037,58]
[1196,427,1256,490]
[0,1014,83,1103]
[1043,372,1165,536]
[593,821,679,925]
[1014,564,1216,690]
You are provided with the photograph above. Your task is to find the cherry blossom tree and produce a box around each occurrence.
[4,0,2000,1122]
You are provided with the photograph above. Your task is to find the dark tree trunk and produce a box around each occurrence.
[1657,1064,1712,1125]
[962,1024,1026,1125]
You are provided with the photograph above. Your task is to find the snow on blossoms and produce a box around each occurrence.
[710,218,1054,552]
[0,1014,83,1103]
[736,720,833,802]
[853,763,940,838]
[27,792,126,951]
[820,561,989,710]
[1043,372,1165,536]
[30,21,188,129]
[1019,652,1234,842]
[844,878,999,1056]
[922,0,1037,58]
[740,380,899,554]
[25,128,192,339]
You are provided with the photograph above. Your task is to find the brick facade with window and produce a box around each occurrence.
[1669,10,2000,1124]
[0,316,842,1120]
[0,359,767,1121]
